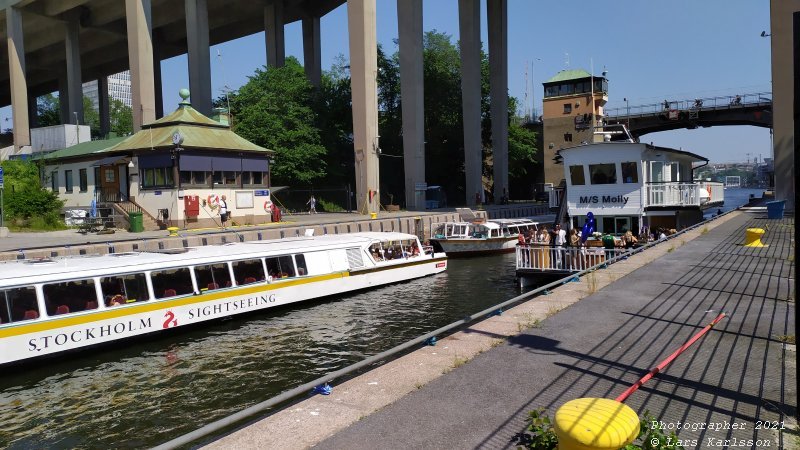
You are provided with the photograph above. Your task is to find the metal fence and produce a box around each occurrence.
[604,92,772,119]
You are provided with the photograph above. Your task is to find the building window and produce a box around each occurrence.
[79,169,88,192]
[242,171,268,187]
[180,171,210,187]
[621,162,638,183]
[93,167,100,189]
[563,103,572,114]
[141,167,174,189]
[589,164,617,184]
[212,171,237,186]
[51,171,58,192]
[569,165,585,185]
[564,133,573,142]
[65,170,74,193]
[104,168,115,183]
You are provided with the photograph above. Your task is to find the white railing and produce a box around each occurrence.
[645,182,701,207]
[645,181,724,207]
[516,245,627,272]
[549,187,563,209]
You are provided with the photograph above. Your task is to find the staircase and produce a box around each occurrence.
[112,201,161,231]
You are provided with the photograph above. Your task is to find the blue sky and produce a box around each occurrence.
[16,0,777,163]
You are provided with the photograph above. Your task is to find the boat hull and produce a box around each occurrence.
[0,255,447,366]
[430,237,518,256]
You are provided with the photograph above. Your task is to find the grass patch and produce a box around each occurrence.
[701,226,709,234]
[776,334,796,344]
[517,313,542,332]
[586,272,599,293]
[490,338,506,348]
[666,245,675,253]
[318,198,345,213]
[451,355,468,369]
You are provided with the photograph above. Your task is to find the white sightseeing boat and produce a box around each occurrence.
[0,232,447,366]
[430,218,539,256]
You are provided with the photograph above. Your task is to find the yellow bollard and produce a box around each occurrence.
[553,398,640,450]
[167,227,180,237]
[743,228,766,247]
[370,212,378,220]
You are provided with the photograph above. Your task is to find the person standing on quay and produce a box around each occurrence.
[219,195,229,229]
[307,195,317,214]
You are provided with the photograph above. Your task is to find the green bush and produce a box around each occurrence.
[1,160,66,231]
[317,197,344,212]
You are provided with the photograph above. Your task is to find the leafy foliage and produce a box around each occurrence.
[35,94,132,138]
[229,57,326,184]
[1,160,65,230]
[37,94,60,127]
[109,99,133,136]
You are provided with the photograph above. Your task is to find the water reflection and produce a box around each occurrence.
[1,254,524,448]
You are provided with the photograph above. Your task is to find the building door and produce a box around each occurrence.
[99,165,121,202]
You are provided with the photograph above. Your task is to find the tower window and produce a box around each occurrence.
[564,133,573,142]
[563,103,572,114]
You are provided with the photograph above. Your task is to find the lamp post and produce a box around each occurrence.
[623,97,630,129]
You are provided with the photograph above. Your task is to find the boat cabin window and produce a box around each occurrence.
[0,286,39,324]
[589,163,617,185]
[569,165,586,185]
[231,259,266,285]
[266,255,295,278]
[194,263,233,291]
[369,243,385,261]
[101,273,149,306]
[469,224,487,238]
[43,279,99,316]
[152,268,193,299]
[621,162,638,183]
[433,224,445,238]
[294,254,307,276]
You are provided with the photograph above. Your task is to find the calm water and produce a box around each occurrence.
[0,254,526,449]
[0,189,763,448]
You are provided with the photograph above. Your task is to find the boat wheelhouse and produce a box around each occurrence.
[553,141,724,235]
[0,232,446,366]
[430,218,539,256]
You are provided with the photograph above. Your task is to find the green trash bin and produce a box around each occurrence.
[129,211,144,232]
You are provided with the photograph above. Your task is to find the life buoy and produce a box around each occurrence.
[264,200,272,211]
[706,185,712,197]
[207,195,220,209]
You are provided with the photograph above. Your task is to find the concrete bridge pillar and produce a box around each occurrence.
[125,0,157,131]
[348,0,380,214]
[186,0,212,116]
[65,18,84,125]
[98,77,110,137]
[459,0,483,206]
[770,0,798,211]
[488,0,508,204]
[302,16,321,87]
[58,76,69,124]
[265,1,286,68]
[398,0,425,210]
[6,6,30,154]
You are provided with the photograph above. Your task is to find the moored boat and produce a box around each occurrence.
[430,218,539,256]
[0,232,446,366]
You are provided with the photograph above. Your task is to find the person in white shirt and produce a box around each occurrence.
[552,224,567,268]
[219,195,228,229]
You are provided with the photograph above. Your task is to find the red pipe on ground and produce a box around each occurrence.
[615,312,727,403]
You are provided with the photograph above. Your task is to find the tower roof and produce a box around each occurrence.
[544,69,593,84]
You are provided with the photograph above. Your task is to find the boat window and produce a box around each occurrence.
[368,244,384,261]
[151,268,193,299]
[0,286,39,324]
[231,259,266,285]
[602,217,615,234]
[101,273,149,306]
[433,224,445,238]
[266,255,295,278]
[569,165,586,185]
[294,254,308,276]
[194,263,232,291]
[589,164,617,185]
[43,279,99,316]
[621,162,638,183]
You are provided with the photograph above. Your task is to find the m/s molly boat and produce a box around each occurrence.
[0,232,446,366]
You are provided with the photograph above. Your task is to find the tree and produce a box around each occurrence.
[0,160,64,229]
[229,57,326,184]
[37,94,60,127]
[83,96,100,138]
[109,99,133,136]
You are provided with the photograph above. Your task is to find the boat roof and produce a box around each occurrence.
[0,232,417,287]
[434,218,538,230]
[555,142,708,163]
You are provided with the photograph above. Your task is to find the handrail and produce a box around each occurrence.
[151,206,741,450]
[604,91,772,119]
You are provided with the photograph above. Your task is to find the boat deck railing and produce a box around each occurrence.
[516,245,628,272]
[645,181,724,207]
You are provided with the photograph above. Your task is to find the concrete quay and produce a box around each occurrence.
[202,210,795,450]
[0,203,551,261]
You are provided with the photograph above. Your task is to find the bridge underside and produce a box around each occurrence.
[606,104,772,138]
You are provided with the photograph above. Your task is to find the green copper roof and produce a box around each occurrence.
[108,103,272,154]
[43,136,129,160]
[545,69,593,83]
